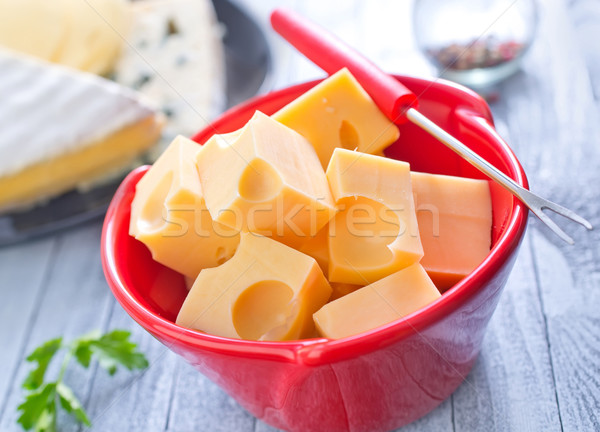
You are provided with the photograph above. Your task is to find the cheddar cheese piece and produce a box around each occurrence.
[196,111,335,248]
[177,232,332,341]
[297,223,330,277]
[272,68,400,168]
[326,149,423,285]
[411,171,492,291]
[314,264,440,339]
[329,282,362,301]
[130,136,239,278]
[0,0,129,75]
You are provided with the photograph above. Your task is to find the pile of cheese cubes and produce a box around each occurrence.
[130,69,492,341]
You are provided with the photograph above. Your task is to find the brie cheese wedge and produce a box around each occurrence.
[0,49,163,211]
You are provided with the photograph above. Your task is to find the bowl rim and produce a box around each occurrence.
[102,75,529,365]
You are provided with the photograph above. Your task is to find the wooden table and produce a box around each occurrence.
[1,0,599,431]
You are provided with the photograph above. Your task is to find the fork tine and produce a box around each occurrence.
[532,207,575,245]
[541,200,593,230]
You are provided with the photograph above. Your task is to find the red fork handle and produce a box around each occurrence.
[270,7,418,124]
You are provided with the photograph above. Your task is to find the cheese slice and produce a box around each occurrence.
[272,68,400,168]
[0,0,129,75]
[130,136,239,278]
[314,264,441,339]
[411,171,492,291]
[177,232,332,341]
[114,0,225,141]
[0,49,163,211]
[196,111,336,248]
[326,149,423,285]
[0,0,68,62]
[53,0,130,75]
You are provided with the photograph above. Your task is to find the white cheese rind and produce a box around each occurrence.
[0,49,157,178]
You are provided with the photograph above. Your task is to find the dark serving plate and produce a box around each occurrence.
[0,0,272,247]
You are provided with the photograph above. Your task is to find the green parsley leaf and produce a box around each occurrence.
[17,382,56,431]
[71,330,102,368]
[17,329,148,431]
[33,404,56,432]
[23,338,62,390]
[56,383,91,426]
[89,330,149,375]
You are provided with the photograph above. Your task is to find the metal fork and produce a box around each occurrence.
[407,109,593,244]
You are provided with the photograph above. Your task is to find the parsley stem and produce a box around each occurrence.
[56,349,72,384]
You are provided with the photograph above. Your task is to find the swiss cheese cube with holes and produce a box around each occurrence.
[297,222,330,277]
[176,231,332,341]
[196,111,336,248]
[130,136,239,278]
[411,171,492,291]
[313,264,440,339]
[272,68,400,168]
[326,148,423,285]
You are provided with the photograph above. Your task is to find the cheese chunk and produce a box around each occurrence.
[0,0,66,61]
[411,172,492,291]
[0,0,128,75]
[196,111,336,248]
[272,68,400,168]
[326,149,423,285]
[329,282,362,301]
[177,232,332,341]
[114,0,224,139]
[297,223,330,277]
[0,49,162,211]
[314,264,440,339]
[54,0,130,75]
[130,136,239,278]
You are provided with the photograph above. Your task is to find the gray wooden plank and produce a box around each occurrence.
[85,306,176,432]
[499,0,600,430]
[452,232,562,432]
[395,398,452,432]
[0,223,115,432]
[0,236,56,420]
[530,231,600,432]
[165,360,255,432]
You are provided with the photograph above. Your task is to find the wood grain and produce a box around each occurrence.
[1,0,599,431]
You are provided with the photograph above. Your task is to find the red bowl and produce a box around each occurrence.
[101,75,528,432]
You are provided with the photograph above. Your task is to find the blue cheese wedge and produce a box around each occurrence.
[114,0,225,142]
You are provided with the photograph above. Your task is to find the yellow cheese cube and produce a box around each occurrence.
[196,111,335,248]
[329,282,362,301]
[314,264,440,339]
[411,171,492,291]
[326,149,423,285]
[176,232,332,341]
[130,136,239,278]
[297,222,330,277]
[272,68,400,168]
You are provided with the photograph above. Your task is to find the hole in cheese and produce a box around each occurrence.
[138,170,174,233]
[238,158,284,203]
[232,280,294,340]
[339,120,359,150]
